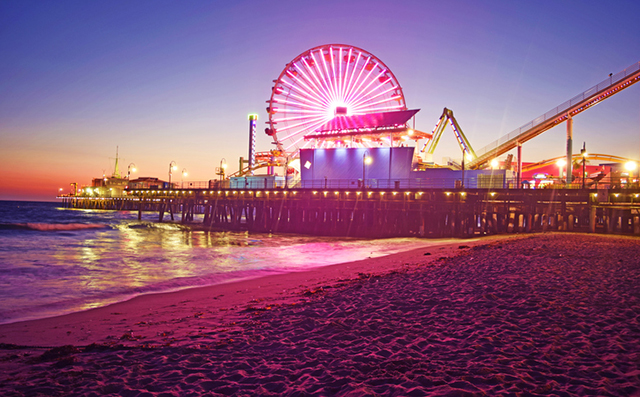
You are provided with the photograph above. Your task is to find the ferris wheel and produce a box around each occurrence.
[265,44,407,157]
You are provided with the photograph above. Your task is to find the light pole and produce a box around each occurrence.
[127,163,137,180]
[362,151,372,189]
[556,159,566,182]
[219,158,227,181]
[625,161,637,189]
[284,156,290,189]
[580,143,587,189]
[461,152,472,189]
[181,168,188,188]
[169,161,177,187]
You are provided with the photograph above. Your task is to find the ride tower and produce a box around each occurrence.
[248,114,258,175]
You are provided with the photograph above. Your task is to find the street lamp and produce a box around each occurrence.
[169,161,177,187]
[580,143,588,189]
[556,158,566,182]
[284,156,290,189]
[181,168,188,188]
[490,158,499,170]
[363,151,372,189]
[127,163,137,180]
[625,161,637,188]
[461,152,472,189]
[219,158,227,181]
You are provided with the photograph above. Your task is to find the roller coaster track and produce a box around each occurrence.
[469,61,640,169]
[520,153,638,173]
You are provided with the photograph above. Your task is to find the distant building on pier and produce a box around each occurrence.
[89,176,128,197]
[128,177,169,190]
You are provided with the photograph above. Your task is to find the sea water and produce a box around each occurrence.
[0,201,438,325]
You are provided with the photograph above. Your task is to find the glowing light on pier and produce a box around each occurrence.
[625,161,637,172]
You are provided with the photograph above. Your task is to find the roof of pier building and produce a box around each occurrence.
[305,109,431,142]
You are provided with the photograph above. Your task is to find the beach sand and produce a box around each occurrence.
[1,233,639,396]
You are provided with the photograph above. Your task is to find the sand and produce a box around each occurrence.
[1,233,639,396]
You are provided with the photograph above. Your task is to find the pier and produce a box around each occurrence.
[59,187,640,238]
[57,56,640,240]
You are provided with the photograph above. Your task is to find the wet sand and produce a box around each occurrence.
[1,233,639,396]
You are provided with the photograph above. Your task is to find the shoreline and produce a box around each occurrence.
[0,223,467,329]
[0,234,513,348]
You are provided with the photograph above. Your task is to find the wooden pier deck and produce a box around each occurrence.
[58,188,640,238]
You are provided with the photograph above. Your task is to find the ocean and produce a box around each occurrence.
[0,200,444,325]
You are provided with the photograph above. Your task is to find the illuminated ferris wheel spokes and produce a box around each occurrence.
[266,44,407,156]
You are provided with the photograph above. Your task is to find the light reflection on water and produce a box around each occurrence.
[0,204,453,325]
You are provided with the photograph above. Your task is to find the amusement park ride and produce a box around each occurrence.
[265,44,412,155]
[418,107,476,168]
[229,43,639,187]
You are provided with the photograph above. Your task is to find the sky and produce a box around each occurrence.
[1,0,639,201]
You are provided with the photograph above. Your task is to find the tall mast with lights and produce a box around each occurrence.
[112,146,122,178]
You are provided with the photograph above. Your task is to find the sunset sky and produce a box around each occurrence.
[1,0,639,201]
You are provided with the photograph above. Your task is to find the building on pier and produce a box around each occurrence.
[128,177,169,190]
[86,176,129,197]
[299,147,513,189]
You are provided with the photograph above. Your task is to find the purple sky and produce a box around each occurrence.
[1,0,639,200]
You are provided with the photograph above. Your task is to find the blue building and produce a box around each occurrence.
[300,147,512,189]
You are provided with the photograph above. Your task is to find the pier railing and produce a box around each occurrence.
[62,174,629,201]
[124,175,624,192]
[288,178,615,190]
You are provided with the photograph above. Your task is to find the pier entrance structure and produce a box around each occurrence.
[265,44,431,160]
